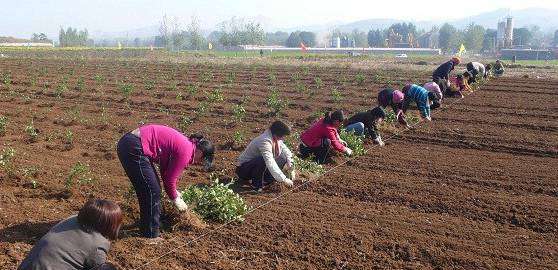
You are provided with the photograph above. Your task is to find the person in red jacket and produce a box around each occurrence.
[299,110,353,164]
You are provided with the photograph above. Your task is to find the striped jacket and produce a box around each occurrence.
[402,84,430,118]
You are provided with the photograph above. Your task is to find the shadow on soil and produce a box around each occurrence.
[0,220,58,245]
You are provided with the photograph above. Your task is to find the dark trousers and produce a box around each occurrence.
[236,156,287,189]
[117,133,161,238]
[299,139,331,164]
[433,77,447,94]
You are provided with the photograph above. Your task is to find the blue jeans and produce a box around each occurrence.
[117,133,161,238]
[345,122,365,136]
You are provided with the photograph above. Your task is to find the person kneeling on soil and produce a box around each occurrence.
[465,61,490,83]
[432,57,460,93]
[344,107,387,146]
[300,110,353,164]
[423,81,443,110]
[18,199,122,270]
[447,72,473,98]
[493,60,505,77]
[401,84,439,122]
[377,88,407,126]
[236,120,295,192]
[117,124,215,240]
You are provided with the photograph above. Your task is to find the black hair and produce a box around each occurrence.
[269,120,291,137]
[370,106,386,120]
[427,92,438,101]
[190,134,215,170]
[78,199,122,241]
[323,110,344,124]
[485,64,492,70]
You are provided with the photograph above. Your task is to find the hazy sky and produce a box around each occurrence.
[3,0,558,38]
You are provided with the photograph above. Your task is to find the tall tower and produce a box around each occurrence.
[505,17,514,48]
[497,21,506,48]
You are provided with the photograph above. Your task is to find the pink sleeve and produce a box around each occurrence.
[161,155,189,200]
[327,127,346,152]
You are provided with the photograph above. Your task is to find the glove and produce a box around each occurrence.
[374,136,385,146]
[288,168,296,181]
[425,116,432,121]
[340,139,348,147]
[173,196,188,211]
[345,148,353,156]
[281,178,294,187]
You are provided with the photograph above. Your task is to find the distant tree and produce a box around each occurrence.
[299,31,316,47]
[351,29,367,47]
[367,29,384,47]
[463,23,485,53]
[513,27,533,46]
[286,31,303,47]
[187,15,204,50]
[554,30,558,46]
[439,23,457,53]
[482,29,497,52]
[265,31,289,46]
[59,27,89,47]
[31,33,51,43]
[387,22,417,44]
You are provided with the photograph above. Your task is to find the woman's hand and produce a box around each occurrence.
[173,196,188,211]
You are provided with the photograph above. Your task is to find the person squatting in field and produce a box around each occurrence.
[432,57,461,94]
[344,106,387,146]
[377,88,407,126]
[236,120,296,192]
[401,84,439,122]
[18,199,122,270]
[117,124,215,239]
[465,61,491,83]
[300,110,353,164]
[493,60,505,77]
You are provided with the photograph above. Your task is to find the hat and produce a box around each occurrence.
[451,57,461,65]
[392,90,405,103]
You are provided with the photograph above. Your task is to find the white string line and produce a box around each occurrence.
[130,84,482,270]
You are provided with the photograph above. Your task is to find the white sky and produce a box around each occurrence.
[2,0,558,37]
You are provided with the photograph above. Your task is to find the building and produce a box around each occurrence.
[500,49,555,60]
[497,17,514,49]
[417,31,439,48]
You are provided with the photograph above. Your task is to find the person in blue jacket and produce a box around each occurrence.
[432,57,460,93]
[400,84,439,122]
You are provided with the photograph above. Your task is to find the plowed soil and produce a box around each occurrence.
[0,57,556,270]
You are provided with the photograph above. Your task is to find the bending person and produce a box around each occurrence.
[401,84,439,122]
[432,57,460,94]
[236,120,295,191]
[18,199,122,270]
[117,124,214,239]
[344,107,387,146]
[300,110,352,164]
[377,88,406,126]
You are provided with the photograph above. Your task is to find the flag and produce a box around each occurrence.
[208,42,213,50]
[458,44,466,56]
[300,42,307,52]
[117,42,122,50]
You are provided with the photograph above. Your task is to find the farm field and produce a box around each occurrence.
[0,56,557,269]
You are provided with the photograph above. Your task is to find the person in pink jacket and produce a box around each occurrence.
[299,110,353,164]
[117,124,214,239]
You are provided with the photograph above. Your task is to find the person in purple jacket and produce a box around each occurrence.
[117,124,215,239]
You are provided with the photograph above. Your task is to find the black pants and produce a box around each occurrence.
[432,77,447,94]
[299,139,331,164]
[117,133,161,238]
[236,155,287,189]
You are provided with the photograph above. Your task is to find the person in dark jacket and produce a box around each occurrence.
[377,88,406,126]
[344,107,387,146]
[18,199,122,270]
[432,57,460,93]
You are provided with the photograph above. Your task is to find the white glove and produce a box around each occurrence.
[281,178,294,187]
[425,116,432,121]
[374,136,385,146]
[173,196,188,211]
[340,139,348,147]
[288,169,296,181]
[345,148,353,156]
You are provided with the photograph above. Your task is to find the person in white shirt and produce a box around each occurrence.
[236,120,295,191]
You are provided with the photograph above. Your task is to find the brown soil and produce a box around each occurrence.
[0,57,556,269]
